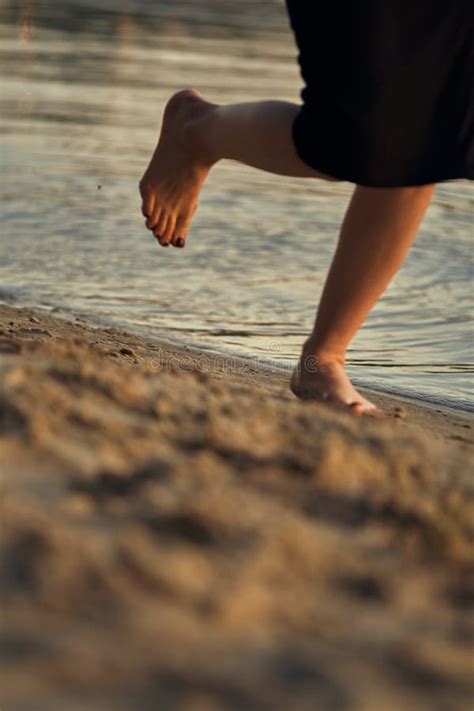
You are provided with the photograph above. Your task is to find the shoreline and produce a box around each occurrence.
[2,294,473,416]
[81,315,474,415]
[1,302,472,446]
[1,303,473,710]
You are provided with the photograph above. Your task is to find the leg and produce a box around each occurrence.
[196,98,341,177]
[139,90,338,247]
[291,184,436,415]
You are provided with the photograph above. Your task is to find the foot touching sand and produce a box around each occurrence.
[139,89,215,248]
[291,356,384,417]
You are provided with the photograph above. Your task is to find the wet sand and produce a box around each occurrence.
[0,304,473,711]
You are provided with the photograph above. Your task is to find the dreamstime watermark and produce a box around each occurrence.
[140,340,321,378]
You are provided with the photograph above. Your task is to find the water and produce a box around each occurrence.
[1,0,473,410]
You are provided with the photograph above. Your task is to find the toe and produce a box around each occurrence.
[171,214,191,246]
[142,201,154,219]
[174,225,189,248]
[349,402,365,416]
[153,213,168,244]
[360,398,385,418]
[370,405,385,419]
[140,186,154,219]
[161,217,176,246]
[154,216,173,246]
[156,211,168,235]
[146,208,161,230]
[358,402,385,418]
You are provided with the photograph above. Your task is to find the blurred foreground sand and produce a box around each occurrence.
[0,305,473,711]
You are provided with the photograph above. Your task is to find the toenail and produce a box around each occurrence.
[176,238,185,248]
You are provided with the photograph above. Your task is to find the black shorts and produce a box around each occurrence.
[286,0,474,186]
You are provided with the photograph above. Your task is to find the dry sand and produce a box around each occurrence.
[0,304,473,711]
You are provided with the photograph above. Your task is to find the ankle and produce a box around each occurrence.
[300,338,346,370]
[184,101,220,167]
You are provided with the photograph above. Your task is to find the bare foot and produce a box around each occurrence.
[139,89,216,248]
[290,355,384,418]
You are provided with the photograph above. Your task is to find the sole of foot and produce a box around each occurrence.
[139,88,215,248]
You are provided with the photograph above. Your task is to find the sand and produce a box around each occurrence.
[0,303,473,711]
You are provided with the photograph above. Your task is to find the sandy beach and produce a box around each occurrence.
[0,303,473,711]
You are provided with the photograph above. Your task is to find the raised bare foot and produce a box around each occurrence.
[139,89,216,248]
[290,354,384,417]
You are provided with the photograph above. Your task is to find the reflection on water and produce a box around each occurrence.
[1,0,473,409]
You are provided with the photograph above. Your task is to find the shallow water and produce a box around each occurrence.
[1,0,473,409]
